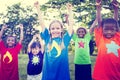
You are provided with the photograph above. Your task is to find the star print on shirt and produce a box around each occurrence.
[78,41,85,48]
[106,41,120,57]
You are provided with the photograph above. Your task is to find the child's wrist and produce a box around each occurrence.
[96,1,101,6]
[113,4,119,8]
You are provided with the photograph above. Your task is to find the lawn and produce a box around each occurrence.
[18,53,96,80]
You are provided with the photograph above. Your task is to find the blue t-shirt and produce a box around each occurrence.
[41,28,72,80]
[27,51,43,75]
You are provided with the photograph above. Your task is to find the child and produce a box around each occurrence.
[0,24,23,80]
[0,53,1,80]
[72,26,93,80]
[34,1,73,80]
[27,34,44,80]
[92,0,120,80]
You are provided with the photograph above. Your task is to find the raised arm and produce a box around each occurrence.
[112,0,119,21]
[66,3,74,36]
[0,24,7,41]
[96,0,102,27]
[34,1,45,32]
[27,35,36,53]
[18,24,24,44]
[89,19,98,34]
[36,34,44,53]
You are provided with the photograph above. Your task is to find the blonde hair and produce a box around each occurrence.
[47,20,65,52]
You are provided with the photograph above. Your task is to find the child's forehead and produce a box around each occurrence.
[7,36,15,39]
[103,23,116,28]
[51,22,61,27]
[77,27,86,31]
[31,46,40,49]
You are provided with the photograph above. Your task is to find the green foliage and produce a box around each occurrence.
[0,3,39,54]
[0,0,119,53]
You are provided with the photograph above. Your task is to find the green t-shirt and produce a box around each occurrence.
[72,33,91,64]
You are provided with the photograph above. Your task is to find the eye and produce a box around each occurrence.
[12,40,14,42]
[51,27,55,30]
[57,27,60,29]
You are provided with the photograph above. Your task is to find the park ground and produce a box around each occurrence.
[19,53,96,80]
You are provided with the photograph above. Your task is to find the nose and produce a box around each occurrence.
[107,30,112,34]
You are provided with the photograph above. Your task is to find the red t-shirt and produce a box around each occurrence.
[93,27,120,80]
[0,41,22,80]
[0,52,1,80]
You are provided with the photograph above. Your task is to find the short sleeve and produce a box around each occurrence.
[85,32,91,41]
[40,28,50,44]
[63,31,73,47]
[15,43,22,53]
[94,27,102,46]
[72,34,77,41]
[0,41,6,50]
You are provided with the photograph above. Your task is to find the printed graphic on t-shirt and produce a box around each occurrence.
[32,55,40,65]
[78,41,85,48]
[106,41,120,57]
[3,51,12,63]
[50,41,61,57]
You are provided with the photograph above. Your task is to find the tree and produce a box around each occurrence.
[0,3,39,54]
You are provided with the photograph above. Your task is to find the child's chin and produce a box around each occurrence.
[78,36,84,38]
[105,36,113,39]
[8,45,14,48]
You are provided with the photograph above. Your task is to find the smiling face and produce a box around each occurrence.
[30,42,41,55]
[103,23,117,39]
[6,36,16,48]
[31,46,40,55]
[77,28,86,38]
[102,18,118,39]
[49,21,63,38]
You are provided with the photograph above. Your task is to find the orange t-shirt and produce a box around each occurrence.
[93,27,120,80]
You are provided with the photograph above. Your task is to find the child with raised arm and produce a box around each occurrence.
[72,26,93,80]
[92,0,120,80]
[34,1,73,80]
[0,24,23,80]
[0,48,1,80]
[27,34,44,80]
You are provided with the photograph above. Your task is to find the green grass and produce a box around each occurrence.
[18,53,96,80]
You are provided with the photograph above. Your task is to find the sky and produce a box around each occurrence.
[0,0,49,13]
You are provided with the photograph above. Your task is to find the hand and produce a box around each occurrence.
[96,0,101,7]
[2,24,7,30]
[34,1,39,8]
[17,24,23,30]
[111,0,119,8]
[66,3,72,11]
[96,0,101,3]
[35,34,40,38]
[33,34,37,40]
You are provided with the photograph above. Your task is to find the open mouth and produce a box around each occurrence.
[105,34,113,38]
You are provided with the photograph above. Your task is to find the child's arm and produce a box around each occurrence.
[36,34,44,53]
[89,19,98,34]
[27,35,36,53]
[34,1,45,32]
[0,24,7,41]
[96,0,102,27]
[112,0,119,21]
[18,24,24,44]
[89,0,101,34]
[66,3,74,36]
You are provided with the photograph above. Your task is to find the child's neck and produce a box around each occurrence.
[7,46,14,48]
